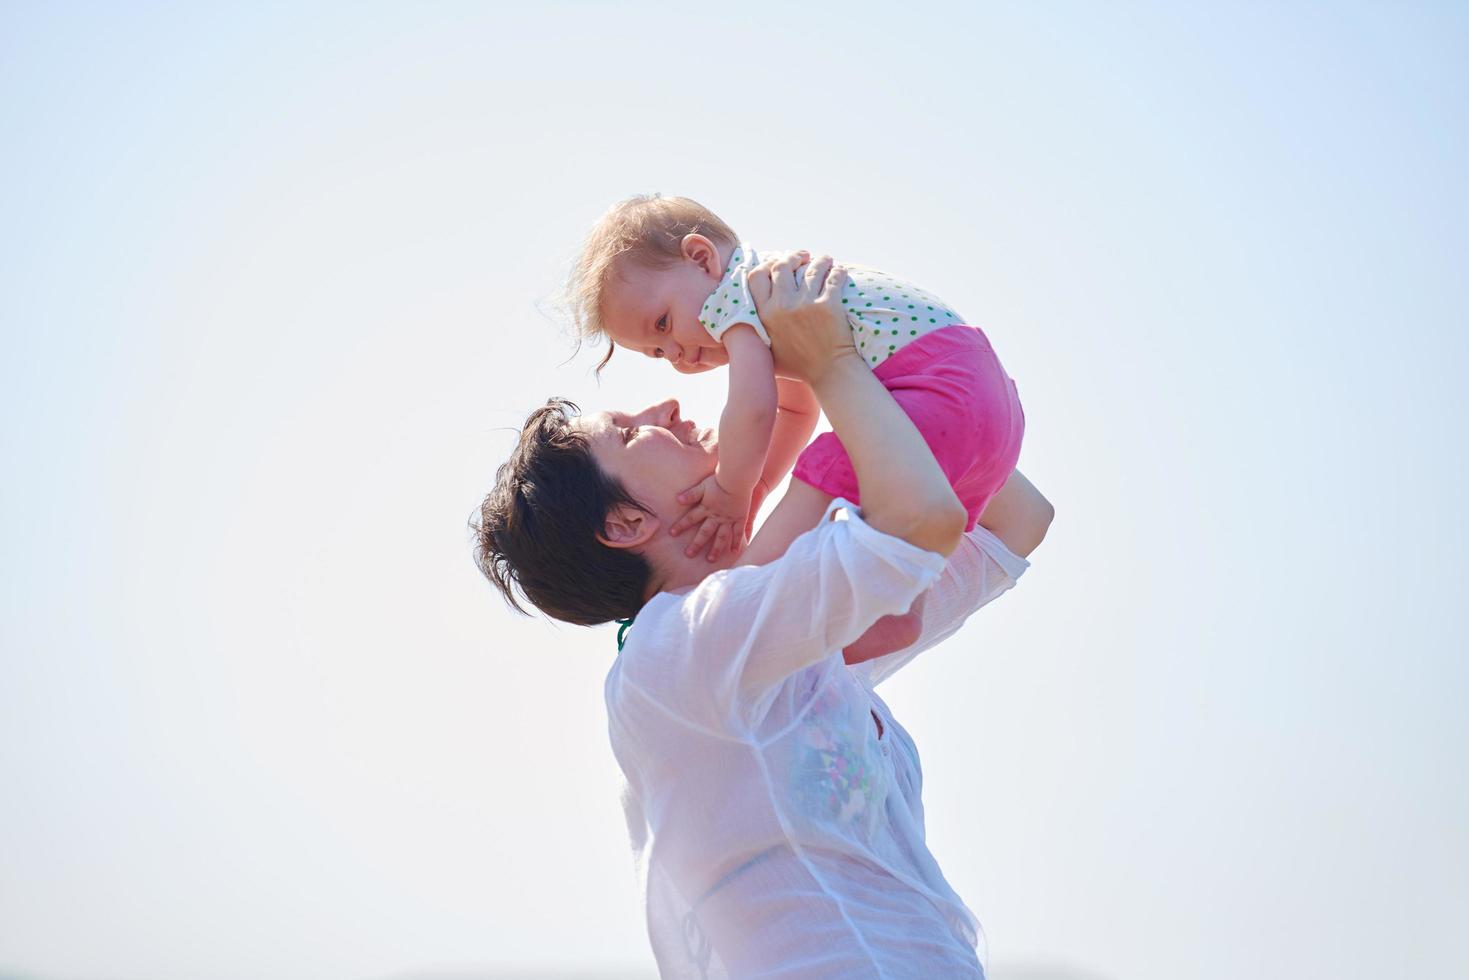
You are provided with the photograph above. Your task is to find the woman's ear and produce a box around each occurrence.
[596,503,661,550]
[680,233,722,279]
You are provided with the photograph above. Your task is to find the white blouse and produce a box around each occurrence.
[605,499,1029,979]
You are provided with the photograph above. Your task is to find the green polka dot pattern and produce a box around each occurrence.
[837,262,962,367]
[699,244,966,369]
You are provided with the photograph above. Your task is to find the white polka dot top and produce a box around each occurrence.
[700,244,966,369]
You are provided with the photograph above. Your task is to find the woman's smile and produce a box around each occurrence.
[677,419,707,445]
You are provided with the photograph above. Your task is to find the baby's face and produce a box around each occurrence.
[600,249,729,374]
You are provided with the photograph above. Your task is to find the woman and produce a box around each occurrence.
[475,254,1054,978]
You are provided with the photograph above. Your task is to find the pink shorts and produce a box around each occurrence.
[792,324,1024,531]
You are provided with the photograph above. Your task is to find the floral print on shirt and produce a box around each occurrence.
[791,677,887,836]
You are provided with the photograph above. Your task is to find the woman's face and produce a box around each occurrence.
[574,398,718,515]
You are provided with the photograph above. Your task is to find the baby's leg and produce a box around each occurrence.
[740,478,928,665]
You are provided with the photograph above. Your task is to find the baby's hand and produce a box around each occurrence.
[669,474,752,562]
[745,478,772,544]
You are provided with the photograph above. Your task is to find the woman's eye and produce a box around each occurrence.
[656,314,668,332]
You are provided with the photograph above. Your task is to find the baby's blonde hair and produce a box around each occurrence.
[567,194,738,372]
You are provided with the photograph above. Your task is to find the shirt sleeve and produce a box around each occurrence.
[848,524,1029,688]
[619,498,946,734]
[700,245,772,346]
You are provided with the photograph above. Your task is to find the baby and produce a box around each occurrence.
[569,194,1024,661]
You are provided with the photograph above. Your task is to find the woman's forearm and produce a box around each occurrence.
[750,253,964,555]
[809,354,967,556]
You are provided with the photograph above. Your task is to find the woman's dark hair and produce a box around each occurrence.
[472,398,653,626]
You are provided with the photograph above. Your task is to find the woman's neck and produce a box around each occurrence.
[641,535,738,601]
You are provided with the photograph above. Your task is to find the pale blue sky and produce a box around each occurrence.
[2,4,1465,979]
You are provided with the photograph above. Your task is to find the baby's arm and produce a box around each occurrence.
[746,378,821,535]
[670,324,776,560]
[715,325,778,502]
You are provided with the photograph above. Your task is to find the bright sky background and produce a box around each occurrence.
[2,4,1465,980]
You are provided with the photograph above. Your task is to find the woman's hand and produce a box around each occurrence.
[746,252,857,385]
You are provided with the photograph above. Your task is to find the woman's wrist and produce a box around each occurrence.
[806,349,868,400]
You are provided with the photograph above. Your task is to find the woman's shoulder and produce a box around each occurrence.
[612,584,714,678]
[609,559,781,694]
[621,502,939,663]
[604,581,756,738]
[622,569,745,654]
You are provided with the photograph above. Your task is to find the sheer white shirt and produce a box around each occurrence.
[605,498,1028,978]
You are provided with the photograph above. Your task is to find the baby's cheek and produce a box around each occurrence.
[674,314,711,344]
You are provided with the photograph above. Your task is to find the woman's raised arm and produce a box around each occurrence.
[748,253,968,558]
